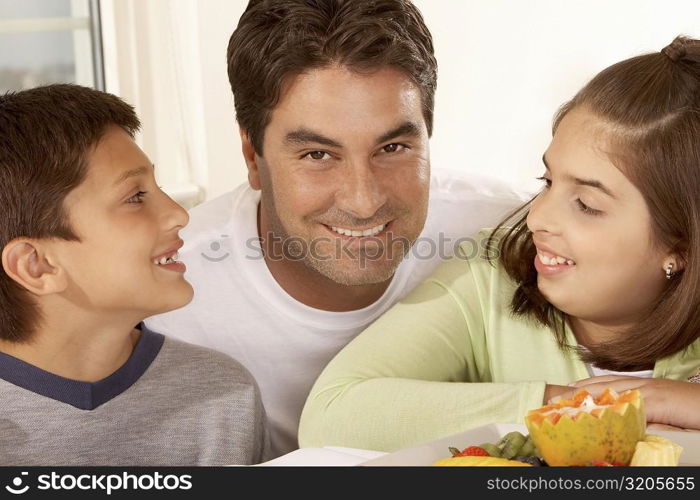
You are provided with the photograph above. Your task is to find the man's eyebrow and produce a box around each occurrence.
[542,155,616,199]
[284,129,342,148]
[376,121,421,144]
[114,165,153,186]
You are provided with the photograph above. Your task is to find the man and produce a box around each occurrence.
[146,0,527,457]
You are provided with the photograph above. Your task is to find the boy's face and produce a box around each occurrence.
[53,126,193,318]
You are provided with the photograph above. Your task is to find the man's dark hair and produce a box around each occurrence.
[0,84,140,342]
[227,0,437,154]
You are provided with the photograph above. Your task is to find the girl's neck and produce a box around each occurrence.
[568,316,626,349]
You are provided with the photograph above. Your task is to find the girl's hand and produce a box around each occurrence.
[555,375,700,430]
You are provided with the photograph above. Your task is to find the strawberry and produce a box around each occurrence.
[457,446,490,457]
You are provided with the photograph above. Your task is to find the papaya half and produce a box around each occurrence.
[525,388,646,466]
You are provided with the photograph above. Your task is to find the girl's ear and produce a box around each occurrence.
[1,239,68,295]
[240,127,261,191]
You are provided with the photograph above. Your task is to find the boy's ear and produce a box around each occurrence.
[239,127,261,191]
[1,239,67,295]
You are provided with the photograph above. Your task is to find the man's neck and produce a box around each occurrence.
[262,251,392,311]
[258,205,392,312]
[0,308,141,383]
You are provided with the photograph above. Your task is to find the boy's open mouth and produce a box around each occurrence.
[151,242,186,273]
[152,250,180,266]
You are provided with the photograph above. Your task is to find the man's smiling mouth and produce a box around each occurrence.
[322,221,393,238]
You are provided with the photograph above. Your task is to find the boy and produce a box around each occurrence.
[0,84,268,465]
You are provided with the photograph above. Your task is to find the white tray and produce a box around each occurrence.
[361,423,700,466]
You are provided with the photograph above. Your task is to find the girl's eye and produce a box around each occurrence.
[127,191,147,203]
[304,151,330,161]
[536,176,551,188]
[576,198,603,216]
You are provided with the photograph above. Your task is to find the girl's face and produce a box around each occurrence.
[526,106,673,327]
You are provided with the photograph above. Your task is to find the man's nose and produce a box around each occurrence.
[335,160,387,220]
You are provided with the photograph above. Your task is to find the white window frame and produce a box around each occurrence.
[99,0,207,209]
[0,0,104,90]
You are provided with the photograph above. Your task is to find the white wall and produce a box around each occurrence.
[416,0,700,192]
[102,0,700,204]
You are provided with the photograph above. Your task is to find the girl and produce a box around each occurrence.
[298,36,700,452]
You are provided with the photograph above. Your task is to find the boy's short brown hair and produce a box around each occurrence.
[0,84,140,342]
[227,0,437,155]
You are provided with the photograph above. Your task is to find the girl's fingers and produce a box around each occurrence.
[549,378,647,403]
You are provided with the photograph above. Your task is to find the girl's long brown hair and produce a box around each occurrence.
[489,36,700,371]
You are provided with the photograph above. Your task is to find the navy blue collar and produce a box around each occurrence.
[0,323,164,410]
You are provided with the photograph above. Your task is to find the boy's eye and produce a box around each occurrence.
[127,191,147,203]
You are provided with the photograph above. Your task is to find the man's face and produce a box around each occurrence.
[52,126,193,319]
[249,65,431,286]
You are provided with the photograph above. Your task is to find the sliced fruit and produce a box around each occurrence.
[630,434,683,466]
[525,388,646,466]
[433,456,532,467]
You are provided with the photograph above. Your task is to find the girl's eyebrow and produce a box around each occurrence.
[542,154,617,200]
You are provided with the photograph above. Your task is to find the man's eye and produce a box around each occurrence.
[382,143,404,153]
[305,151,330,160]
[127,191,147,203]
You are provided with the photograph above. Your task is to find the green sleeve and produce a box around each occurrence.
[298,252,546,452]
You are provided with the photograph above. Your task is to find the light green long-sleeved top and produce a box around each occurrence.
[298,230,700,452]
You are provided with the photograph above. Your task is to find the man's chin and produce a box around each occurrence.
[305,257,401,287]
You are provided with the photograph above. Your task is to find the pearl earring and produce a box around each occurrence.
[665,262,675,280]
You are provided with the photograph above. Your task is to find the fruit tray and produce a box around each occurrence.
[360,423,700,466]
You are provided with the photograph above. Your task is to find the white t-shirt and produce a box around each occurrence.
[146,168,530,456]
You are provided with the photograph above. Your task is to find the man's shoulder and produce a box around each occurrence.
[418,169,530,243]
[429,168,533,205]
[182,183,256,240]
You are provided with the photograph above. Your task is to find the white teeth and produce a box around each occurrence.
[330,223,386,237]
[538,253,576,266]
[154,252,179,265]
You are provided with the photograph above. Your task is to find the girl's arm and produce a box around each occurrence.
[298,253,547,452]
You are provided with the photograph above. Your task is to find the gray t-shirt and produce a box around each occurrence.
[0,324,269,465]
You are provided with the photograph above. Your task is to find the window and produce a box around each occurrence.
[0,0,103,92]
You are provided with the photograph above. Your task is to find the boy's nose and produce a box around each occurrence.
[163,193,190,230]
